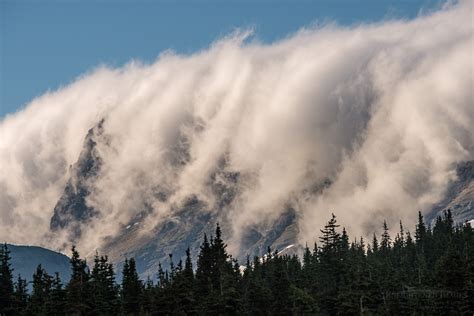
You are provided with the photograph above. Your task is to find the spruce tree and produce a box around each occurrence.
[1,210,471,315]
[269,255,292,315]
[0,243,14,315]
[414,213,430,287]
[243,256,272,314]
[317,214,341,314]
[381,221,391,252]
[13,274,28,315]
[66,246,90,315]
[153,261,174,314]
[336,228,358,314]
[208,223,242,314]
[379,221,394,311]
[415,211,426,247]
[90,253,118,315]
[141,277,154,315]
[28,264,53,315]
[195,233,213,311]
[180,248,195,311]
[44,272,66,316]
[121,258,142,315]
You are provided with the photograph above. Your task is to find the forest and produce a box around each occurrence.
[0,210,473,315]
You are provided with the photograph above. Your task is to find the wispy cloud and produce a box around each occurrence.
[0,0,472,255]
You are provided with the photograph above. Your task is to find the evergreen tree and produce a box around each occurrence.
[195,233,213,312]
[319,213,340,251]
[13,274,28,315]
[371,232,379,253]
[0,243,15,315]
[336,228,359,314]
[209,223,242,314]
[269,255,292,315]
[90,253,118,315]
[121,258,142,315]
[141,277,154,315]
[415,211,427,247]
[152,261,175,314]
[27,264,53,315]
[381,221,391,252]
[66,246,90,315]
[43,273,66,316]
[2,211,472,315]
[177,248,196,312]
[317,214,342,314]
[379,221,395,311]
[244,255,272,314]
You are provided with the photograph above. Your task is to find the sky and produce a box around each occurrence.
[0,0,444,118]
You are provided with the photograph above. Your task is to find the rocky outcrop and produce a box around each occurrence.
[50,120,104,238]
[427,160,474,225]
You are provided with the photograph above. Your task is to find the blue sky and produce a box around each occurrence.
[0,0,443,118]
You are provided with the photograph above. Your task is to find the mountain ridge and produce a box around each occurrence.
[6,244,70,286]
[48,120,474,279]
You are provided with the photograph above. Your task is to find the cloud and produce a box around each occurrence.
[0,0,472,255]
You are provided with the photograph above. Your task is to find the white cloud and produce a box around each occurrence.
[0,0,472,255]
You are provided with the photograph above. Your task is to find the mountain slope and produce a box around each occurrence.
[427,160,474,224]
[50,119,104,239]
[47,120,474,279]
[48,121,300,278]
[8,244,70,284]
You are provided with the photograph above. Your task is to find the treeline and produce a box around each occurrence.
[1,210,473,315]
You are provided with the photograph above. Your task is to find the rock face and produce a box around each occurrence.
[7,244,70,285]
[102,202,299,279]
[48,120,300,278]
[50,120,104,239]
[48,120,473,279]
[427,160,474,225]
[99,160,301,278]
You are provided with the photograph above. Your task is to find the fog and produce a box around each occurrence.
[0,0,472,255]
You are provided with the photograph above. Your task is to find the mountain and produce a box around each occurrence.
[427,160,474,225]
[7,244,70,285]
[102,202,300,279]
[50,122,301,278]
[50,119,104,239]
[49,121,474,279]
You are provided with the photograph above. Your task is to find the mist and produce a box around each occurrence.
[0,0,472,256]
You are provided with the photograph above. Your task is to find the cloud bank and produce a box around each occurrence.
[0,1,473,255]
